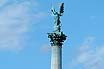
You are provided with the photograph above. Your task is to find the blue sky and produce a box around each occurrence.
[0,0,104,69]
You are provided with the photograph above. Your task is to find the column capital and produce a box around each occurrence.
[48,31,66,46]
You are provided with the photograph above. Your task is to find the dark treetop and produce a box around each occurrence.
[48,3,66,46]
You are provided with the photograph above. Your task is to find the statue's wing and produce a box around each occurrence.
[59,3,64,15]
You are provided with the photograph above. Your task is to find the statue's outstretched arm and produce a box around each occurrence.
[51,7,57,15]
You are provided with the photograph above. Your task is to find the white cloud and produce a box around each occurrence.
[0,0,45,51]
[40,44,51,53]
[0,0,8,7]
[70,36,104,69]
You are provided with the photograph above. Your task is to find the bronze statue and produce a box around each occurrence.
[51,3,64,32]
[48,3,66,46]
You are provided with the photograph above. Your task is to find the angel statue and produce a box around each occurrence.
[51,3,64,32]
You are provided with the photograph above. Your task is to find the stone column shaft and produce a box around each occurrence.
[51,46,62,69]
